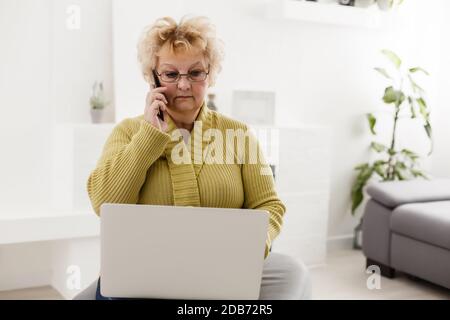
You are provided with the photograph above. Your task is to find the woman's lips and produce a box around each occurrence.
[176,96,193,99]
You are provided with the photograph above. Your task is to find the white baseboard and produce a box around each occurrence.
[326,234,354,253]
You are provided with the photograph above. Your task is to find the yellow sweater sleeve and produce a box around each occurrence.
[87,118,171,216]
[241,129,286,259]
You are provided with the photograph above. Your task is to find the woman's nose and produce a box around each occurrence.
[177,76,191,90]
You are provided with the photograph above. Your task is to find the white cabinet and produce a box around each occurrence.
[52,124,115,212]
[251,125,331,266]
[0,124,114,296]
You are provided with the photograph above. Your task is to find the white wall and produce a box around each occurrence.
[1,0,448,244]
[111,0,450,245]
[50,0,115,124]
[0,0,114,216]
[430,0,450,179]
[0,0,52,213]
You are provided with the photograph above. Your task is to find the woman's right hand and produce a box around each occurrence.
[144,86,169,132]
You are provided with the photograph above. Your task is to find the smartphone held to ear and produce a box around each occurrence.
[152,70,165,122]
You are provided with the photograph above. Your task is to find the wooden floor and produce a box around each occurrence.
[0,249,449,300]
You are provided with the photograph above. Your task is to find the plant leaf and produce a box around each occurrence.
[351,165,374,214]
[354,163,369,170]
[416,97,428,115]
[411,169,427,179]
[393,162,407,180]
[409,67,430,76]
[381,49,402,69]
[388,148,397,156]
[367,113,377,135]
[407,96,416,119]
[370,141,387,153]
[401,148,419,161]
[424,122,432,140]
[416,97,427,108]
[383,86,405,106]
[373,160,387,179]
[351,188,364,216]
[394,170,405,180]
[423,120,434,155]
[395,161,407,170]
[383,87,396,103]
[374,67,392,79]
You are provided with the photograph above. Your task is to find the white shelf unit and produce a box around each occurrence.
[52,123,116,212]
[0,212,100,299]
[0,212,99,245]
[0,123,114,297]
[266,0,395,29]
[250,125,331,266]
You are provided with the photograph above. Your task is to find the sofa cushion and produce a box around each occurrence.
[391,201,450,250]
[367,179,450,208]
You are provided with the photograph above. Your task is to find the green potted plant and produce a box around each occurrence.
[89,81,109,123]
[376,0,404,11]
[354,0,403,10]
[351,49,432,249]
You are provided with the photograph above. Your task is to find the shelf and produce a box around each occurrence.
[52,123,115,212]
[0,211,99,245]
[267,0,395,29]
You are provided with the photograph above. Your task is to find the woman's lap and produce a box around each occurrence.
[259,252,312,300]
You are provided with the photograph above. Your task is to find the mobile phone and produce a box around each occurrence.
[152,70,165,122]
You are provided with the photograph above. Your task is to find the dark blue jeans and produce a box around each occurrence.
[96,278,112,300]
[96,278,140,300]
[96,278,169,300]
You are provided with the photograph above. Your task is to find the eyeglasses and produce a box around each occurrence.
[155,65,210,83]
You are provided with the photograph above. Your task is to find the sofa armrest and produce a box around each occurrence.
[367,179,450,208]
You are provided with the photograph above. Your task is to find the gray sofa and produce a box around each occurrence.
[362,179,450,289]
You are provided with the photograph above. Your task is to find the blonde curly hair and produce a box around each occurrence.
[137,16,224,87]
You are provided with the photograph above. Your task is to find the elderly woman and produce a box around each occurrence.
[87,16,311,300]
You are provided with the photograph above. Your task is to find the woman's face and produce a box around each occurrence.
[156,46,209,115]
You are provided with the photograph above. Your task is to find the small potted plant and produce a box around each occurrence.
[353,0,403,10]
[89,81,109,123]
[375,0,403,11]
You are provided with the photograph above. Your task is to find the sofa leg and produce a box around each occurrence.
[366,258,396,278]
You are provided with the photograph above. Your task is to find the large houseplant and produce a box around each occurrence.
[351,49,432,247]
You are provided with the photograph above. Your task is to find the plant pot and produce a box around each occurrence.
[90,109,104,124]
[376,0,392,11]
[354,0,375,8]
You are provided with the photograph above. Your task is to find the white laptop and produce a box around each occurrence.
[99,203,269,300]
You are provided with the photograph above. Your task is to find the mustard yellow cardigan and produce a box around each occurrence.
[87,102,285,258]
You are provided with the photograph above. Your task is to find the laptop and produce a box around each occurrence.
[99,203,269,300]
